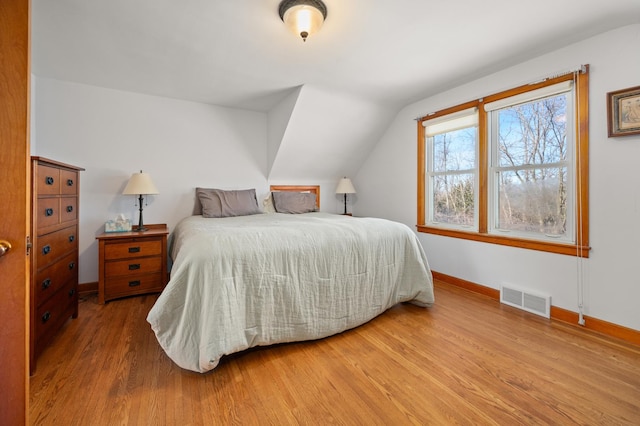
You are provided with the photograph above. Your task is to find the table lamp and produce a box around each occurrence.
[335,177,356,215]
[122,170,158,231]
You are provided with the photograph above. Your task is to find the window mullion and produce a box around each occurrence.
[478,104,488,234]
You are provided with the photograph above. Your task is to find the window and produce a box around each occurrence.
[424,106,478,229]
[417,67,589,257]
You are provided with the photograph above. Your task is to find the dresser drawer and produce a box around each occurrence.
[105,256,162,278]
[60,196,78,224]
[36,197,78,231]
[36,164,61,195]
[104,239,162,260]
[36,197,60,230]
[36,225,78,268]
[34,279,77,354]
[105,273,164,300]
[60,169,78,195]
[34,251,78,306]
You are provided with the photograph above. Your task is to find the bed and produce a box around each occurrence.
[147,185,434,373]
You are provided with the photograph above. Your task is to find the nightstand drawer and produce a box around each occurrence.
[105,273,164,299]
[105,256,162,278]
[104,239,162,260]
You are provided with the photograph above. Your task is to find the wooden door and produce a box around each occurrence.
[0,0,31,424]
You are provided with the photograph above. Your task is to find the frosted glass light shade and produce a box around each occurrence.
[279,0,327,42]
[122,171,159,195]
[336,177,356,194]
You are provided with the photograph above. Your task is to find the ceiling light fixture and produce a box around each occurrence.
[278,0,327,42]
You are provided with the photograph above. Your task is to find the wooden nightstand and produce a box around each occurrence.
[96,224,168,304]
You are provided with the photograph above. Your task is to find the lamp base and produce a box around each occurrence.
[136,194,147,232]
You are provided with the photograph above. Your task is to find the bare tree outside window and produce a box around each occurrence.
[430,127,476,226]
[494,95,569,237]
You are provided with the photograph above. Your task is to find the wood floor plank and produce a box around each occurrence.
[29,281,640,425]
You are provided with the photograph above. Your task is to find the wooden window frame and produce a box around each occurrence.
[417,68,590,257]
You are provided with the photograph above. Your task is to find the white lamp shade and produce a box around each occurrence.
[336,177,356,194]
[122,171,159,195]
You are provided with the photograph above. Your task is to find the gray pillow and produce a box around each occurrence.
[272,191,317,214]
[197,188,261,218]
[195,187,222,217]
[217,189,261,217]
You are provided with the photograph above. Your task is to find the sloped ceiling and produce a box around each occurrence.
[32,0,640,180]
[267,84,395,180]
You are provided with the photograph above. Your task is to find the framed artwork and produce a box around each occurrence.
[607,85,640,137]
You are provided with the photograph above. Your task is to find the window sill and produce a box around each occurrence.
[416,225,590,258]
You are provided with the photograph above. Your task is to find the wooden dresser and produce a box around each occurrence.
[30,157,84,374]
[96,224,168,304]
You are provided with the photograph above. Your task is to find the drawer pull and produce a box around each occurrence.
[42,278,52,290]
[128,280,141,287]
[68,288,76,297]
[128,263,141,270]
[45,176,54,185]
[42,245,51,255]
[69,234,75,243]
[68,261,75,270]
[128,247,141,253]
[42,311,51,323]
[45,208,54,217]
[66,205,74,213]
[67,179,74,186]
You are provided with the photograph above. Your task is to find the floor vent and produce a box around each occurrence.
[500,285,551,318]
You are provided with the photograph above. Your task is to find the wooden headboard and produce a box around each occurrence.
[270,185,321,209]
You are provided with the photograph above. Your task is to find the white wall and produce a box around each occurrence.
[356,24,640,331]
[34,78,269,284]
[33,78,360,283]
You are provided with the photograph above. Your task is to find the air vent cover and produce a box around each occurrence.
[500,285,551,318]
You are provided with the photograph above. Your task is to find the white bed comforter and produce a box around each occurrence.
[147,213,434,373]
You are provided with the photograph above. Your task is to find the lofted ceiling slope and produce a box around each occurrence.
[267,84,396,181]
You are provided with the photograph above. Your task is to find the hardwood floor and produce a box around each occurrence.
[30,280,640,425]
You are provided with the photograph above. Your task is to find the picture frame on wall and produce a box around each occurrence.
[607,85,640,137]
